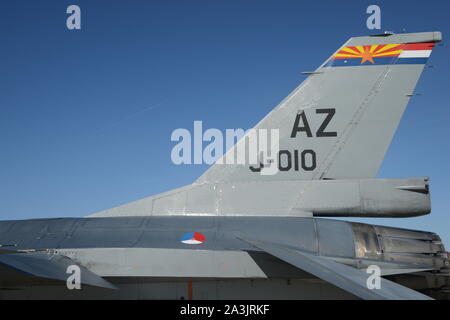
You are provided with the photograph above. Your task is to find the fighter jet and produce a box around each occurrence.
[0,31,448,300]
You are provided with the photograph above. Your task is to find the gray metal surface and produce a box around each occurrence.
[241,238,433,300]
[89,31,439,220]
[0,251,116,289]
[90,177,430,218]
[0,215,447,299]
[195,32,441,183]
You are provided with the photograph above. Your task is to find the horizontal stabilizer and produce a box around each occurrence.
[241,238,432,300]
[0,252,117,290]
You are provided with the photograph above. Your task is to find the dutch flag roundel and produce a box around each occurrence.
[181,232,205,245]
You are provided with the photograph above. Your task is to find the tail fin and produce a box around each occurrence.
[196,31,441,184]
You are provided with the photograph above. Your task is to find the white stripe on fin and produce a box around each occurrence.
[399,50,432,58]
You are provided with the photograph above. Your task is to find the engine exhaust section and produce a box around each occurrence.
[351,222,450,299]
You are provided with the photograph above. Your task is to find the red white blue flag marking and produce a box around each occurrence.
[181,232,206,245]
[326,42,435,67]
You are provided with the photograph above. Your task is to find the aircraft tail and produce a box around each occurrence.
[89,31,440,219]
[196,31,442,184]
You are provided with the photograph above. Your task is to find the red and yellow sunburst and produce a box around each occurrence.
[334,44,403,64]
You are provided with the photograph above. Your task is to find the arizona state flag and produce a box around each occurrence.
[327,42,435,66]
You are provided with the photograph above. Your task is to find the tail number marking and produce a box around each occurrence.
[291,108,337,138]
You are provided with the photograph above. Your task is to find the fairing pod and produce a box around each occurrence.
[307,177,431,218]
[90,177,431,218]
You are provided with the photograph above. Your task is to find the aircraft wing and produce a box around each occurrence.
[0,251,117,290]
[241,238,432,300]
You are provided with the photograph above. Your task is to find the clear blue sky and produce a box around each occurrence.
[0,1,449,244]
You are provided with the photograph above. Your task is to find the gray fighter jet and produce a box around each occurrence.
[0,31,448,300]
